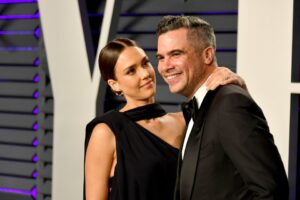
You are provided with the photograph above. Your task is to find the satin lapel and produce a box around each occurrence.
[179,91,215,200]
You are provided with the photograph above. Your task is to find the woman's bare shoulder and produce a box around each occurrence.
[87,123,116,152]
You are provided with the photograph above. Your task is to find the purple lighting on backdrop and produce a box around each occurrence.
[31,187,37,199]
[34,11,40,17]
[0,187,31,196]
[31,170,38,179]
[33,91,39,99]
[0,47,38,51]
[0,0,37,3]
[0,30,33,35]
[33,58,39,66]
[34,27,40,39]
[32,138,38,147]
[32,106,38,115]
[0,14,39,20]
[33,74,39,83]
[0,9,39,20]
[32,122,38,131]
[32,154,38,163]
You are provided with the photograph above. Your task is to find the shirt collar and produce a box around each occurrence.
[193,77,210,109]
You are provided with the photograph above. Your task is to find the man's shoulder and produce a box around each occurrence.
[217,84,248,95]
[213,84,251,100]
[207,84,254,110]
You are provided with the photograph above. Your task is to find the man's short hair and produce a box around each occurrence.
[156,15,216,51]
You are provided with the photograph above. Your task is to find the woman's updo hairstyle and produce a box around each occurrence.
[98,38,137,82]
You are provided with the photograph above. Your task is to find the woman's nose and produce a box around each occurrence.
[140,68,150,79]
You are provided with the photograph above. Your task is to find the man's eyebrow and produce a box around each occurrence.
[156,49,183,56]
[169,49,185,54]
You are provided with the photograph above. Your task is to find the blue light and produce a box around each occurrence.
[33,58,40,66]
[33,90,39,99]
[0,47,38,51]
[0,187,31,196]
[0,11,39,20]
[32,154,38,163]
[33,74,39,83]
[34,27,40,39]
[32,138,38,147]
[0,0,37,3]
[32,106,39,114]
[0,30,34,35]
[32,122,38,131]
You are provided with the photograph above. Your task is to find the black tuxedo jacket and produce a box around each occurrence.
[174,85,289,200]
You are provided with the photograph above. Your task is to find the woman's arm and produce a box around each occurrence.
[85,123,116,200]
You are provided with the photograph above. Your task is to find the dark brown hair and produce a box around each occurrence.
[98,38,137,82]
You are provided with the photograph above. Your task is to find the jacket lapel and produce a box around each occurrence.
[179,90,215,200]
[174,148,183,200]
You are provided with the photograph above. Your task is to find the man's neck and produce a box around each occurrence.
[187,65,218,99]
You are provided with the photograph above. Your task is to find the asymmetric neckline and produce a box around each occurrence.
[85,102,179,200]
[121,103,167,121]
[121,103,178,150]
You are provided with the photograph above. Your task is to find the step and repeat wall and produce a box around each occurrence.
[0,0,298,200]
[0,1,52,200]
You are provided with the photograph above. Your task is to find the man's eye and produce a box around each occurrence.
[172,52,181,56]
[156,56,164,62]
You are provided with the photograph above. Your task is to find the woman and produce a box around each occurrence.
[84,38,245,200]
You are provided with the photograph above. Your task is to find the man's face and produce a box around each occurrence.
[157,28,206,98]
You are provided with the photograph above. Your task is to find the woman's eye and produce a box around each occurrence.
[143,60,151,67]
[127,68,135,74]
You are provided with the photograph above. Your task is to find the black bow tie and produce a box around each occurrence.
[181,97,198,123]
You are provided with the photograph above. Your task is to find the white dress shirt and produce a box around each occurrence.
[181,84,208,159]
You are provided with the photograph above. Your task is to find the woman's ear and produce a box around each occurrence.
[203,47,215,65]
[107,79,121,94]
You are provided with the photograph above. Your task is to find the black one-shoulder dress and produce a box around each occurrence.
[84,103,179,200]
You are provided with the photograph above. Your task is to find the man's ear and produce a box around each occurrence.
[203,47,215,65]
[107,79,121,93]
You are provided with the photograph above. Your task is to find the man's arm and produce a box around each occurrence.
[217,88,288,199]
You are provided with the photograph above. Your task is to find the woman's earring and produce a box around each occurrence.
[115,91,123,96]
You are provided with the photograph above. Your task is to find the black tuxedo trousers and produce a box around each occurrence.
[174,85,289,200]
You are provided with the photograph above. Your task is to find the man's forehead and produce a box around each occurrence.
[157,32,188,53]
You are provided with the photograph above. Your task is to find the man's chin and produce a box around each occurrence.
[168,85,181,95]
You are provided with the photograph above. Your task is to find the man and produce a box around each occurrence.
[156,15,289,200]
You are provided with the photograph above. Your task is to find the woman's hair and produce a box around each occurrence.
[98,38,137,82]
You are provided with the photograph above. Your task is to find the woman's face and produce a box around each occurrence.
[109,46,156,104]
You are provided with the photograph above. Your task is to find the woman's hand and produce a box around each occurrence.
[205,67,248,91]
